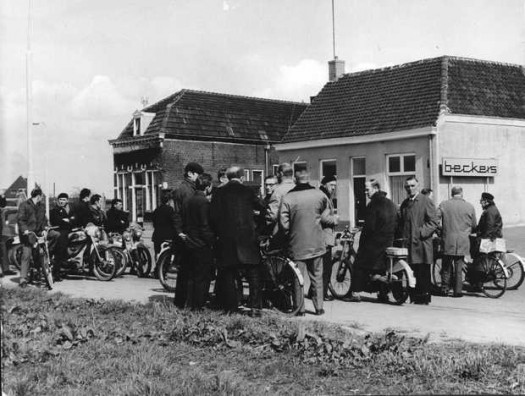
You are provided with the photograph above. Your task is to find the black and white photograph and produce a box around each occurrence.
[1,0,525,394]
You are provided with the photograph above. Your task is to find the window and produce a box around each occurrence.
[272,165,279,176]
[320,159,337,209]
[243,169,250,181]
[293,161,307,176]
[387,154,416,205]
[351,157,366,225]
[133,117,141,136]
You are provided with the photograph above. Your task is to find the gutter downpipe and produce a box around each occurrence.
[431,119,442,205]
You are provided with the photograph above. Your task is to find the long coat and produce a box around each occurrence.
[17,199,47,236]
[279,183,334,261]
[477,203,503,239]
[152,204,176,243]
[173,178,197,236]
[184,191,214,249]
[210,180,265,267]
[398,193,439,265]
[438,197,477,256]
[356,191,398,271]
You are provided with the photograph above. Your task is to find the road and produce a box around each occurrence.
[2,226,524,347]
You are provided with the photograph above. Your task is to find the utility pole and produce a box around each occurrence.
[26,0,34,193]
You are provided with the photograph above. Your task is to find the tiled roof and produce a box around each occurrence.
[282,56,525,143]
[114,90,308,144]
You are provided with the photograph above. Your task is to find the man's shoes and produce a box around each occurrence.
[3,270,16,276]
[315,309,325,316]
[452,293,463,298]
[295,312,305,317]
[19,280,28,288]
[440,289,450,297]
[342,294,361,302]
[249,309,262,318]
[324,295,334,302]
[377,292,389,303]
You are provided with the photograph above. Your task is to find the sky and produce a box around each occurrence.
[1,0,524,196]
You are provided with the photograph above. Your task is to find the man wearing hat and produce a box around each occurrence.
[50,193,76,281]
[173,161,204,308]
[318,175,339,301]
[470,192,503,291]
[437,186,477,297]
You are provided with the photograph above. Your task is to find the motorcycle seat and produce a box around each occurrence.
[385,247,408,257]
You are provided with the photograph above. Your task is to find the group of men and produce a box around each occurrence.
[4,187,130,287]
[152,162,339,316]
[347,176,502,304]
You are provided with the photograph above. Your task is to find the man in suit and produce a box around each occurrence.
[437,186,477,297]
[210,166,265,316]
[398,176,439,305]
[184,173,215,310]
[173,162,204,308]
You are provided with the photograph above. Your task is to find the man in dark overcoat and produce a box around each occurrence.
[437,186,477,297]
[346,179,397,302]
[398,176,439,304]
[173,162,204,308]
[184,173,215,310]
[106,198,129,234]
[210,166,265,316]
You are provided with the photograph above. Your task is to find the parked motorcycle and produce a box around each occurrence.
[108,223,152,278]
[58,223,118,281]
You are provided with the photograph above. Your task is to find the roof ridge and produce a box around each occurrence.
[179,88,307,106]
[336,55,524,81]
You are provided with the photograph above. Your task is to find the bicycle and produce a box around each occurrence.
[431,238,511,298]
[25,229,54,290]
[156,240,179,292]
[329,226,415,305]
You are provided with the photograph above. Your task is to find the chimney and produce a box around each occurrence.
[328,56,345,82]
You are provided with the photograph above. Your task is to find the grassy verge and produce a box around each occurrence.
[1,288,525,395]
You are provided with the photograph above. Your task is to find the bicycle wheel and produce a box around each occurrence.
[113,248,128,277]
[134,245,152,278]
[263,256,303,316]
[91,246,118,281]
[158,249,179,292]
[329,256,352,299]
[482,257,507,298]
[39,247,54,290]
[389,268,410,305]
[501,252,525,290]
[8,244,23,270]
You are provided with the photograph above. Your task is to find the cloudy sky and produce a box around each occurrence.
[1,0,524,196]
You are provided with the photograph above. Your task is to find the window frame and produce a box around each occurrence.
[386,153,416,175]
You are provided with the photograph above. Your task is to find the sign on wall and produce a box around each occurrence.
[442,158,498,177]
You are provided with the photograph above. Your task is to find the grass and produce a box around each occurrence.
[1,287,525,395]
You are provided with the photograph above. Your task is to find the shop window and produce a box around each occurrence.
[387,154,416,205]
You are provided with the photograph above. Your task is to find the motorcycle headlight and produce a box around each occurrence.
[86,225,101,239]
[133,230,142,241]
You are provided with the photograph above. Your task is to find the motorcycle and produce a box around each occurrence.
[58,223,118,281]
[108,223,152,278]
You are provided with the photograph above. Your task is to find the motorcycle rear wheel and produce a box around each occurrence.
[113,248,128,277]
[389,268,410,305]
[8,244,23,270]
[91,246,118,281]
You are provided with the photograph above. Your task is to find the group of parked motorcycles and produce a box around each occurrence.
[6,222,152,283]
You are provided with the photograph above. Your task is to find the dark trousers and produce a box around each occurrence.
[216,265,262,312]
[53,229,69,275]
[186,247,213,310]
[322,249,332,297]
[442,255,464,295]
[174,240,189,308]
[409,263,431,304]
[0,235,9,273]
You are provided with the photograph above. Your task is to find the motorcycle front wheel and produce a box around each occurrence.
[133,245,152,278]
[329,258,352,299]
[113,248,128,277]
[91,246,118,281]
[8,244,23,270]
[158,249,179,292]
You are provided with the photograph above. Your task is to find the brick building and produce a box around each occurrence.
[109,89,307,222]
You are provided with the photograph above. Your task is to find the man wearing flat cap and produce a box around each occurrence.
[173,161,204,308]
[470,192,503,290]
[50,193,76,280]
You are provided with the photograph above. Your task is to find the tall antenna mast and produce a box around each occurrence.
[332,0,336,59]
